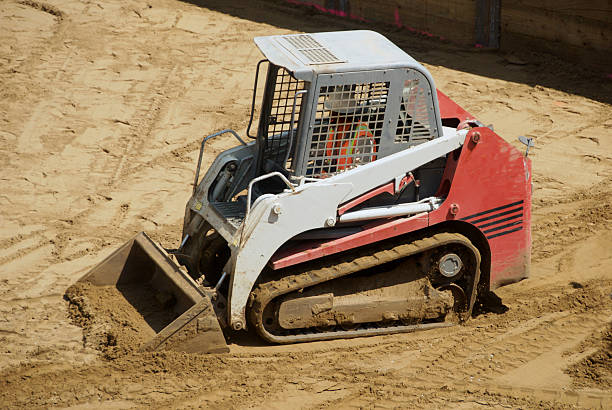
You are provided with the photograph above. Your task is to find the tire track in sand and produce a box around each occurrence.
[299,281,612,408]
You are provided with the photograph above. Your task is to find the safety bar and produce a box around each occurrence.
[246,59,268,139]
[239,171,295,245]
[283,89,308,166]
[193,129,247,195]
[245,172,295,220]
[291,175,321,186]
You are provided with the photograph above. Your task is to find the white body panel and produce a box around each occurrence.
[227,128,466,328]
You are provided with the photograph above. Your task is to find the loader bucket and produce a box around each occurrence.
[73,232,229,354]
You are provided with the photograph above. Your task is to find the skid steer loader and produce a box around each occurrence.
[69,31,532,353]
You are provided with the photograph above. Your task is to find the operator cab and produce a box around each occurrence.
[195,31,448,236]
[248,30,444,196]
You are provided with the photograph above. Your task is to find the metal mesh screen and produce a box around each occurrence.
[395,77,436,144]
[306,82,388,178]
[263,67,306,170]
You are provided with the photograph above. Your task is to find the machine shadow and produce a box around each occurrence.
[178,0,612,105]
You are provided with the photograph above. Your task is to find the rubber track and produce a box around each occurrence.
[248,232,481,344]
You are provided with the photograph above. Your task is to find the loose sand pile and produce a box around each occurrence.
[65,282,179,358]
[0,0,611,408]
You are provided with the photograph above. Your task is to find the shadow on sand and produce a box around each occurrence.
[179,0,612,105]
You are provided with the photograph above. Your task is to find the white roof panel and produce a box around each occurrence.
[254,30,425,82]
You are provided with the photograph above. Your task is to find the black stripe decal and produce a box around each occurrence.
[475,210,523,228]
[483,220,522,234]
[471,206,523,225]
[460,200,524,221]
[487,226,524,239]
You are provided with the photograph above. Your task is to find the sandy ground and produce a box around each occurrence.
[1,0,611,408]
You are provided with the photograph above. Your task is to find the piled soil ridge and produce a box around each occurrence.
[65,283,175,359]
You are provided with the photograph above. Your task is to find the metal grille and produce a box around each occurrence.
[306,82,388,178]
[395,77,435,144]
[282,34,343,64]
[263,67,306,170]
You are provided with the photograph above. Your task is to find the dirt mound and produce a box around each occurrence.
[549,282,611,313]
[566,326,612,389]
[65,282,177,359]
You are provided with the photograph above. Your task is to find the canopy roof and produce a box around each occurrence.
[254,30,427,82]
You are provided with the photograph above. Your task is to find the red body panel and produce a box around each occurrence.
[269,93,532,291]
[437,90,473,123]
[271,213,428,269]
[337,181,395,216]
[429,127,532,289]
